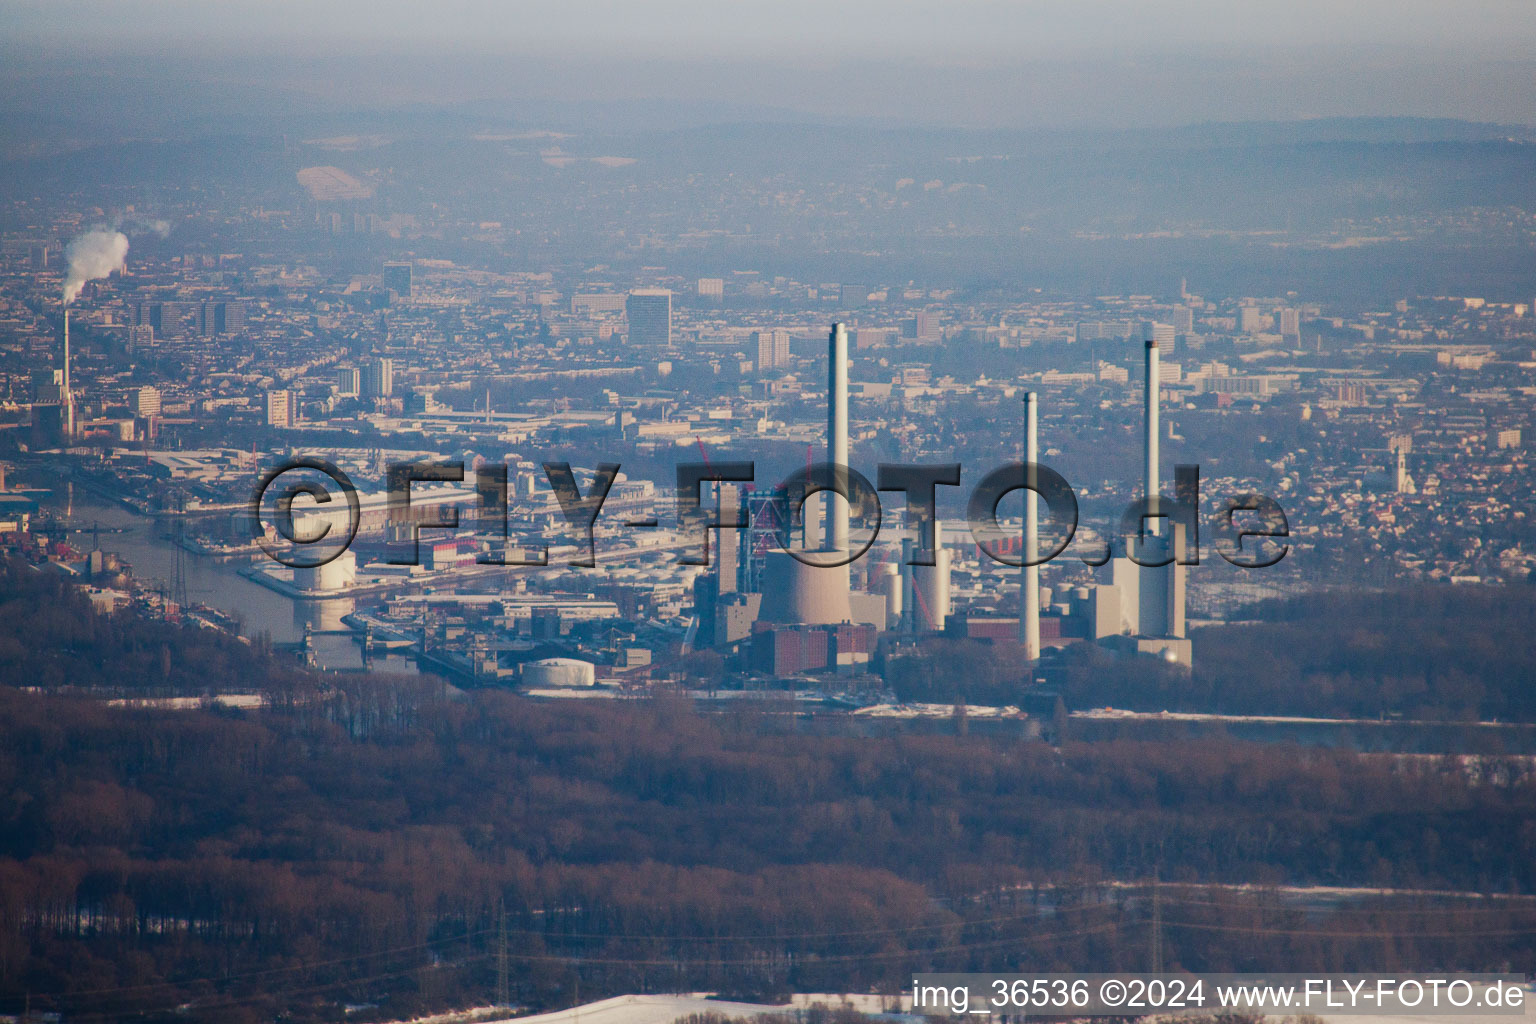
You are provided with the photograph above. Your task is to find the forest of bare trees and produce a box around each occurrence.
[3,559,1536,1021]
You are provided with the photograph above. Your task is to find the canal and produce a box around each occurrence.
[40,483,422,675]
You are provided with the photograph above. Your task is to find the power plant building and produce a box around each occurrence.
[1015,325,1191,666]
[697,323,896,672]
[1091,326,1191,665]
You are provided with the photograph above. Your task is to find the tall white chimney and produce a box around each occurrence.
[63,308,75,438]
[1143,323,1160,526]
[827,322,849,553]
[1021,391,1041,661]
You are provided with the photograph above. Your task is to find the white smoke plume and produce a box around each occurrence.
[62,229,130,305]
[120,216,171,239]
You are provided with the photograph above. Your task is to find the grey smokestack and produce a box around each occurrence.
[1143,324,1160,524]
[63,308,75,438]
[827,322,849,553]
[1021,391,1040,660]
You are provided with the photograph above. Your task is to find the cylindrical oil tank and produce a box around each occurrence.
[521,658,596,688]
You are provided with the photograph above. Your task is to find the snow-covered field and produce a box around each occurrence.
[389,991,1536,1024]
[392,993,901,1024]
[853,703,1025,719]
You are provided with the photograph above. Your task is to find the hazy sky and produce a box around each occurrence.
[7,0,1536,129]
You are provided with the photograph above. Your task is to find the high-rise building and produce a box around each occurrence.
[1141,321,1176,350]
[626,289,672,346]
[1278,307,1301,340]
[753,329,791,371]
[1075,321,1104,343]
[335,366,361,396]
[266,389,293,428]
[1238,305,1265,334]
[696,277,724,300]
[571,293,626,316]
[382,261,413,301]
[146,301,192,340]
[195,300,242,337]
[1170,305,1195,334]
[215,301,246,335]
[131,386,161,417]
[1075,320,1134,343]
[361,357,394,399]
[901,313,941,342]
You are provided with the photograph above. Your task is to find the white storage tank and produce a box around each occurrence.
[521,657,596,688]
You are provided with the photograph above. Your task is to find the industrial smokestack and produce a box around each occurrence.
[1143,323,1160,526]
[63,309,75,438]
[758,323,855,628]
[1021,391,1041,661]
[827,322,849,554]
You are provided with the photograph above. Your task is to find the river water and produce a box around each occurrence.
[41,484,421,675]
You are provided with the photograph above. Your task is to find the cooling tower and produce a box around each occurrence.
[756,550,853,625]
